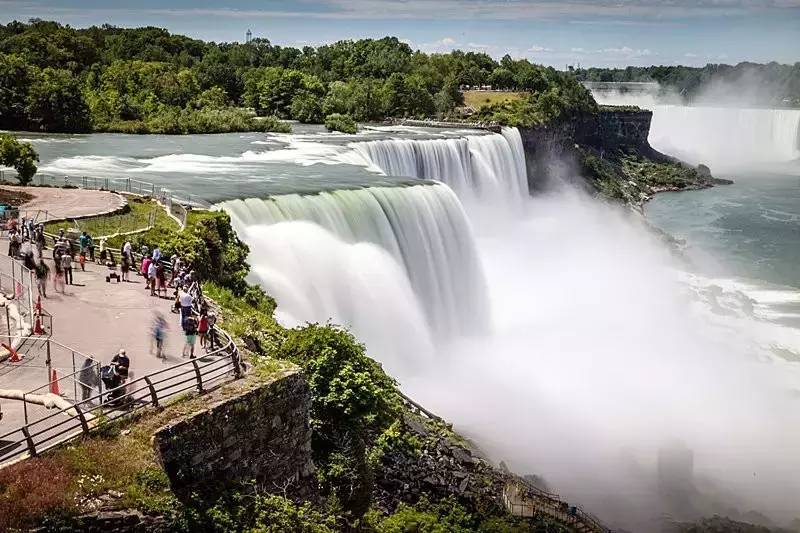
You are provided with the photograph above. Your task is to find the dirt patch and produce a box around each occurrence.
[0,186,35,206]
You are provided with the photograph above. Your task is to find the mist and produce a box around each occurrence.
[401,189,800,531]
[591,85,800,172]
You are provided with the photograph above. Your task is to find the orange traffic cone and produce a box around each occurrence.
[49,369,60,395]
[33,315,44,335]
[2,342,22,363]
[35,295,42,313]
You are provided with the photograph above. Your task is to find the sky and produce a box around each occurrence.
[1,0,800,68]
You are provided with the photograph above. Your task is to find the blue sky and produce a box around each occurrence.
[2,0,799,67]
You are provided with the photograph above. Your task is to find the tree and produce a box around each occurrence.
[0,134,39,185]
[489,67,515,89]
[0,53,35,130]
[25,67,91,132]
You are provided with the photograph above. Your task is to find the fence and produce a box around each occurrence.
[0,320,241,467]
[32,175,201,227]
[0,253,38,342]
[502,477,611,532]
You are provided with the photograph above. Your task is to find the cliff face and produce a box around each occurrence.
[518,109,654,193]
[519,108,721,204]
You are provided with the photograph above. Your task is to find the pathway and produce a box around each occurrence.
[1,185,125,221]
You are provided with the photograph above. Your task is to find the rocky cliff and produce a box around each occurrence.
[519,107,726,204]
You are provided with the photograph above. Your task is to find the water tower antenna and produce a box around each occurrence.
[246,29,252,43]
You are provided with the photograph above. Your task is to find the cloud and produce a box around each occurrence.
[570,46,654,59]
[529,45,554,53]
[684,52,699,58]
[4,0,799,23]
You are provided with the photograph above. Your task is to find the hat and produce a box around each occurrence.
[118,349,126,355]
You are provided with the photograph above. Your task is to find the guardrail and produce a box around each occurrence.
[31,175,204,227]
[503,476,611,532]
[0,322,241,466]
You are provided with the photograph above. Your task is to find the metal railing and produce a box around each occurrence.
[0,323,241,466]
[32,175,202,227]
[503,476,612,532]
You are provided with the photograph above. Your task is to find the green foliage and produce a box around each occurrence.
[0,20,609,131]
[277,324,398,438]
[277,323,399,516]
[324,113,357,134]
[576,62,800,107]
[0,133,38,184]
[474,75,598,127]
[180,493,337,533]
[369,420,422,465]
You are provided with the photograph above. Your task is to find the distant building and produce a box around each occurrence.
[246,29,252,44]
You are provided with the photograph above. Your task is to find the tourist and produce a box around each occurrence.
[25,218,34,241]
[79,231,89,257]
[140,244,149,261]
[60,252,73,285]
[120,253,130,282]
[7,230,20,257]
[78,358,99,402]
[156,261,167,297]
[140,254,151,280]
[182,314,198,359]
[23,250,36,271]
[35,225,45,253]
[179,286,193,324]
[122,240,132,263]
[105,349,131,405]
[57,228,65,241]
[19,217,26,239]
[147,259,157,296]
[54,254,65,293]
[86,233,95,261]
[5,216,17,235]
[152,245,161,263]
[35,259,49,298]
[206,313,219,350]
[198,310,209,349]
[152,312,168,360]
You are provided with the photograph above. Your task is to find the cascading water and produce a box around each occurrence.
[220,183,489,350]
[351,127,529,204]
[648,105,800,167]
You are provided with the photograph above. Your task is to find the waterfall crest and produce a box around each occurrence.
[351,127,529,203]
[220,183,489,340]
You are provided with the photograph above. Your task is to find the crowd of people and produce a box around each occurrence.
[4,215,224,409]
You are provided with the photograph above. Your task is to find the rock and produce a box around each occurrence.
[451,446,474,465]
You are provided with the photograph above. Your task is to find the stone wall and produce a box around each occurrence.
[152,370,315,502]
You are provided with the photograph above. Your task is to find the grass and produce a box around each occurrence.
[45,197,179,240]
[463,90,527,111]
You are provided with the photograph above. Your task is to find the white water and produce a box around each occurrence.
[220,183,489,359]
[592,89,800,170]
[219,127,800,529]
[351,127,529,206]
[649,105,800,168]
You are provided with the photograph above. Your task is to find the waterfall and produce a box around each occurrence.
[219,183,489,346]
[351,127,529,203]
[649,105,800,166]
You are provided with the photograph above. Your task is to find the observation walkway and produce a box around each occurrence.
[0,224,241,466]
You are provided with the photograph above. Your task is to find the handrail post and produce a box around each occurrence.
[23,392,28,425]
[144,376,159,407]
[73,403,90,434]
[229,343,241,378]
[191,359,203,393]
[21,426,36,457]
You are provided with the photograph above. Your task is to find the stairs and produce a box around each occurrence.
[503,477,611,532]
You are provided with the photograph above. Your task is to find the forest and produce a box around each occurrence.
[575,62,800,106]
[0,19,595,133]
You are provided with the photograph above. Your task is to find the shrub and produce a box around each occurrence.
[0,134,39,185]
[180,492,337,533]
[324,113,357,134]
[0,457,72,530]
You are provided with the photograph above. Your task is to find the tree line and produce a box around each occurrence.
[0,19,595,133]
[575,62,800,107]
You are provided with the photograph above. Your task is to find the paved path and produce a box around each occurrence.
[0,258,192,431]
[1,186,126,221]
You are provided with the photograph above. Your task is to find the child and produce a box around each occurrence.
[198,311,209,349]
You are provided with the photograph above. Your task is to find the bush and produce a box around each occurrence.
[324,113,357,134]
[180,493,337,533]
[0,457,72,530]
[0,134,39,185]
